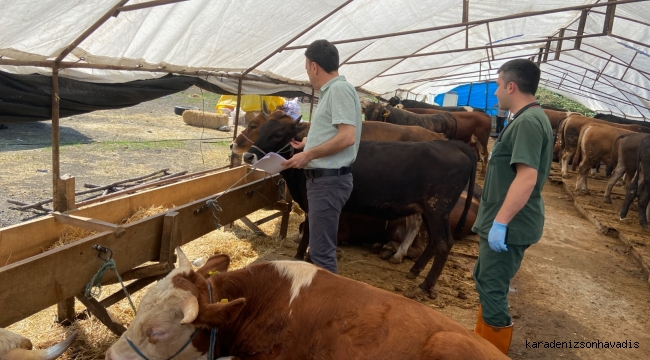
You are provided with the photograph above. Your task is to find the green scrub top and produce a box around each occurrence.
[472,104,554,245]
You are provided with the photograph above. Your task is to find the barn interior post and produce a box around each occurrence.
[230,77,244,168]
[309,88,315,121]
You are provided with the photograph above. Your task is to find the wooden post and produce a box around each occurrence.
[279,187,292,239]
[160,211,179,267]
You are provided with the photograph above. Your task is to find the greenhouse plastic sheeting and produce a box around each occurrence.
[0,0,648,119]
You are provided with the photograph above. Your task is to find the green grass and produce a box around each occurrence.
[96,140,185,151]
[536,88,595,117]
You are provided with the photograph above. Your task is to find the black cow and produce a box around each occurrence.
[594,113,650,130]
[620,136,650,230]
[387,96,485,113]
[243,116,476,296]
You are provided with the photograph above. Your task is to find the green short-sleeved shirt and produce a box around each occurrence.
[304,76,362,169]
[472,105,554,245]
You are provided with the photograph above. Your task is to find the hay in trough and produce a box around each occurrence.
[8,208,303,359]
[47,205,169,251]
[182,110,228,129]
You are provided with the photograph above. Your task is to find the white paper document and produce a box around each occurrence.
[252,152,286,174]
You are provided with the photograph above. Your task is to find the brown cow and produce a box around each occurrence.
[559,114,650,178]
[542,108,576,130]
[0,328,76,360]
[604,133,650,203]
[404,107,491,178]
[573,123,634,195]
[106,248,507,360]
[231,111,446,156]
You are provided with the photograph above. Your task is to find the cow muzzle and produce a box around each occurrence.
[243,152,258,165]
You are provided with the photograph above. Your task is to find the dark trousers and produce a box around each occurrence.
[473,237,529,326]
[306,173,353,273]
[495,116,506,134]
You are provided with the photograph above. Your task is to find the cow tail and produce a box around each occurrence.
[571,125,587,171]
[454,142,476,237]
[606,133,632,176]
[559,118,568,151]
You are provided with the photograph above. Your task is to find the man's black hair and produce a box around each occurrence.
[305,40,339,74]
[498,59,541,95]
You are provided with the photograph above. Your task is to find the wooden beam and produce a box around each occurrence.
[160,212,179,266]
[575,9,589,50]
[76,295,126,336]
[107,263,171,284]
[0,166,259,267]
[603,0,617,35]
[543,38,552,63]
[254,212,282,226]
[52,213,126,238]
[0,174,282,327]
[99,275,164,308]
[239,216,266,237]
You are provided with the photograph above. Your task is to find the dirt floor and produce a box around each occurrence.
[2,91,650,359]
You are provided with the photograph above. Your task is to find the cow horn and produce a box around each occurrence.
[176,247,191,271]
[3,332,78,360]
[180,296,199,325]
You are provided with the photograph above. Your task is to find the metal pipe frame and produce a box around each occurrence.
[282,0,647,51]
[344,33,604,65]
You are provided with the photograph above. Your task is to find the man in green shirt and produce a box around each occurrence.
[472,59,554,355]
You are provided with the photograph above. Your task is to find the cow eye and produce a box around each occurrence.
[249,125,256,129]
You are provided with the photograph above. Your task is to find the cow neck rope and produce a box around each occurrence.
[496,102,540,142]
[125,281,218,360]
[207,280,218,359]
[250,141,294,158]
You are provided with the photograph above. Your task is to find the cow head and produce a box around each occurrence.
[105,248,245,360]
[243,115,306,165]
[388,96,401,107]
[230,109,286,155]
[363,102,390,122]
[0,328,77,360]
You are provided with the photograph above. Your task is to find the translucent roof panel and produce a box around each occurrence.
[0,0,647,119]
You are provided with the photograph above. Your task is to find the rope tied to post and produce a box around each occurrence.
[84,245,137,314]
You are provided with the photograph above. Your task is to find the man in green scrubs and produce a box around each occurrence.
[472,59,554,355]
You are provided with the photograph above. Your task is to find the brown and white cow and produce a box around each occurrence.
[542,109,576,131]
[0,328,76,360]
[559,114,650,178]
[106,248,507,360]
[573,123,634,195]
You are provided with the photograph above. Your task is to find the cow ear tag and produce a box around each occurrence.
[220,299,228,303]
[208,270,219,277]
[382,110,390,117]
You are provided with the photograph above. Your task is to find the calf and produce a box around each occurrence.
[0,328,76,360]
[243,116,476,296]
[604,133,649,203]
[620,136,650,230]
[106,248,507,360]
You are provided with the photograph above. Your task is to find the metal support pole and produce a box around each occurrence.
[309,88,315,122]
[231,78,244,168]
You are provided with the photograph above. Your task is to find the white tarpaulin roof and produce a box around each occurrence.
[1,0,649,119]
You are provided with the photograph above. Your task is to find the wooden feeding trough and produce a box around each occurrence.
[0,166,291,334]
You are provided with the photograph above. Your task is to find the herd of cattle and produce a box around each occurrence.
[554,111,650,230]
[2,99,648,359]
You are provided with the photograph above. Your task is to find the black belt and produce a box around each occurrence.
[304,166,352,179]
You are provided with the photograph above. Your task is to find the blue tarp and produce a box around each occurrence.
[434,82,499,116]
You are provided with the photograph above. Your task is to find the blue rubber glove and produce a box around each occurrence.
[488,220,508,252]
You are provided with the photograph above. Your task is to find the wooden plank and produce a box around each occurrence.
[104,263,170,285]
[0,175,281,327]
[76,295,126,336]
[255,212,282,226]
[52,213,125,237]
[99,275,164,308]
[55,298,75,325]
[62,175,76,211]
[240,216,266,236]
[0,166,264,267]
[160,212,179,265]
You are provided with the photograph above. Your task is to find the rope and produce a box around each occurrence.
[200,168,256,228]
[84,258,137,314]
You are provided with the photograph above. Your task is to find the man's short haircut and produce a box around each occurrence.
[498,59,541,95]
[305,40,339,74]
